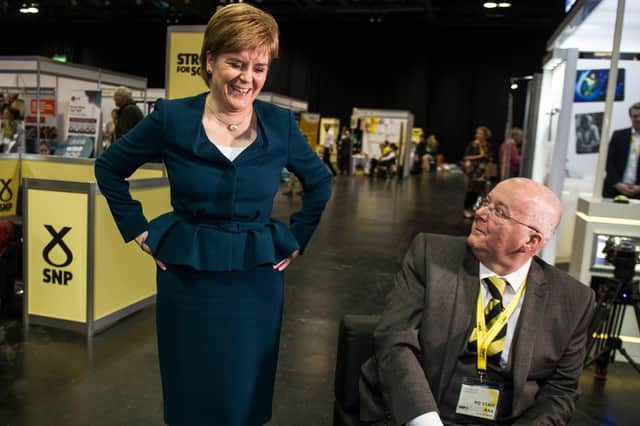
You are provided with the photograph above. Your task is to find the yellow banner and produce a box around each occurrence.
[412,127,424,143]
[0,158,20,217]
[299,113,320,150]
[28,190,88,322]
[167,30,207,99]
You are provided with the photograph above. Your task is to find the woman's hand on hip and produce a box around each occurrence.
[135,230,167,271]
[273,250,299,271]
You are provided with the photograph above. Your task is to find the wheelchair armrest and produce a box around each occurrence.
[334,314,381,413]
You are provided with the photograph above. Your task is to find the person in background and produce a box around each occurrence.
[602,102,640,199]
[426,134,439,172]
[38,140,51,156]
[103,108,118,150]
[338,127,353,175]
[499,127,523,180]
[95,4,332,426]
[369,143,397,177]
[113,86,143,139]
[360,178,595,426]
[1,107,24,153]
[463,126,491,219]
[323,123,337,176]
[412,135,427,174]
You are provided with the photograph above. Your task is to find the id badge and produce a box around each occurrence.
[455,376,503,421]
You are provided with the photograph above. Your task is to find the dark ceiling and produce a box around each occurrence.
[4,0,565,29]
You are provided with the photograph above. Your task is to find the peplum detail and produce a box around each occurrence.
[144,212,300,271]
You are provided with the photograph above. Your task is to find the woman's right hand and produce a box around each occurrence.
[135,230,167,271]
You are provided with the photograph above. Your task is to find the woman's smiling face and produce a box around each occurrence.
[207,47,270,112]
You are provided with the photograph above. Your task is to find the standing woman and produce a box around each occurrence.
[462,125,491,218]
[94,4,332,426]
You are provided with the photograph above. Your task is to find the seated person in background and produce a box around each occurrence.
[602,102,640,199]
[369,143,397,177]
[360,178,595,426]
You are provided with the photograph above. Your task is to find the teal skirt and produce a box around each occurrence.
[156,265,284,426]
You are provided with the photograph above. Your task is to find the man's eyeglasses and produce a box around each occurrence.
[477,197,542,234]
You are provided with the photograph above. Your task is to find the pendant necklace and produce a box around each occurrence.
[206,99,251,133]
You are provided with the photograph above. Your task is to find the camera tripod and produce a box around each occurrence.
[584,275,640,378]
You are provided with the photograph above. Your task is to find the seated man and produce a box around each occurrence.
[369,143,398,177]
[360,178,595,425]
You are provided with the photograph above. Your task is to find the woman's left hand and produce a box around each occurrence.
[273,250,299,271]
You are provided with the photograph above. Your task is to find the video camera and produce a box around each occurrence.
[602,236,640,303]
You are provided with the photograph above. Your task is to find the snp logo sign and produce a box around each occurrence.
[42,225,74,286]
[0,178,13,212]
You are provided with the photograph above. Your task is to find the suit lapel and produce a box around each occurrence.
[437,248,479,402]
[511,258,549,412]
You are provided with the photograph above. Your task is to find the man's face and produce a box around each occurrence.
[630,108,640,132]
[467,182,536,264]
[512,130,523,143]
[113,94,125,107]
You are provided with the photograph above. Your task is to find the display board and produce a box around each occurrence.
[27,189,88,322]
[61,90,101,158]
[166,27,207,99]
[24,88,59,154]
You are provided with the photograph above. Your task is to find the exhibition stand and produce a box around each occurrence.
[525,0,640,362]
[0,154,164,219]
[350,108,414,178]
[23,176,171,337]
[0,152,169,336]
[525,0,640,264]
[0,56,147,157]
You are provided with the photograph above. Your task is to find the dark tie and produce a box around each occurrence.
[468,276,508,364]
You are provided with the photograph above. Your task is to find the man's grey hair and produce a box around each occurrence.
[114,86,133,99]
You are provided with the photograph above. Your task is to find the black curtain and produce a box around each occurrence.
[5,19,548,163]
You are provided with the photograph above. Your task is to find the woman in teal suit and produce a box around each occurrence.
[95,4,332,425]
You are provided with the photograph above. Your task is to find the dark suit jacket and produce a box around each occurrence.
[95,93,332,271]
[360,233,595,425]
[603,127,639,198]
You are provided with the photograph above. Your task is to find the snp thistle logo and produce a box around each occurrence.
[42,225,74,285]
[0,178,13,212]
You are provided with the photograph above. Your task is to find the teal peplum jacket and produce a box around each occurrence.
[95,93,332,271]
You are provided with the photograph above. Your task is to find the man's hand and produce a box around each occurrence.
[614,182,637,197]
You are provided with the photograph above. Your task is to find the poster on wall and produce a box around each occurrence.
[61,90,101,158]
[24,88,58,154]
[574,69,625,102]
[575,112,603,154]
[166,29,207,99]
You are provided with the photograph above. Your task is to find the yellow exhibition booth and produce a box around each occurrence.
[0,154,170,336]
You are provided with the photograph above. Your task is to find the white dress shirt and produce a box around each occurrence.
[407,259,532,426]
[622,128,639,184]
[324,130,335,148]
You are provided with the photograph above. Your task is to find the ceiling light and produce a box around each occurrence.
[510,83,519,90]
[483,2,498,8]
[19,3,39,13]
[498,2,512,7]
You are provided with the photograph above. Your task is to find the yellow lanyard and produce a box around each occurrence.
[475,278,527,374]
[632,133,640,155]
